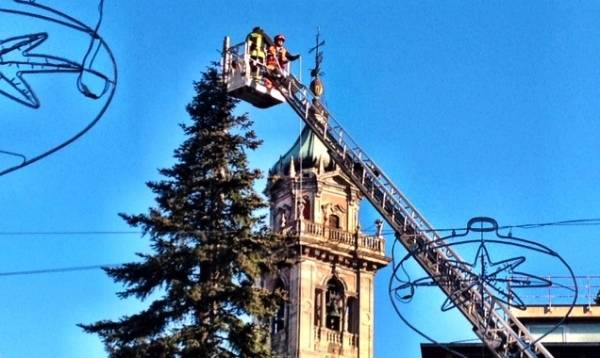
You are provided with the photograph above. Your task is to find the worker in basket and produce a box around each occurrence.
[265,33,299,87]
[246,26,267,78]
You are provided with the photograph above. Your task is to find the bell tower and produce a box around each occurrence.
[264,123,390,358]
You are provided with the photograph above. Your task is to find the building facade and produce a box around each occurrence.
[263,125,390,358]
[421,294,600,357]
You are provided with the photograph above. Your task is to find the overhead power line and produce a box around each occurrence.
[0,228,271,237]
[377,217,600,235]
[2,218,600,238]
[0,216,598,243]
[0,264,120,277]
[506,218,600,229]
[1,218,599,278]
[0,231,140,236]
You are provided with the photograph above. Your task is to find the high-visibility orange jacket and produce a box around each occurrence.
[267,45,299,69]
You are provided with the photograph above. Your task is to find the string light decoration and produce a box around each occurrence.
[0,0,117,176]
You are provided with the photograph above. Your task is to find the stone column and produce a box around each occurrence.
[358,271,374,358]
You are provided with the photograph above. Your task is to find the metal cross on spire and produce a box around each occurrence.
[308,28,325,98]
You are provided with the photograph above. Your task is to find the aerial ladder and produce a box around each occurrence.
[221,35,553,358]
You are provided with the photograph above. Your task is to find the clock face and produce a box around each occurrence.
[0,1,117,176]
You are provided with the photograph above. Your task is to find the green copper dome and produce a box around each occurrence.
[270,125,334,175]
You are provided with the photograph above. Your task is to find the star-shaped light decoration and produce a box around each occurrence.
[0,32,80,108]
[440,242,552,313]
[390,217,577,356]
[391,222,553,315]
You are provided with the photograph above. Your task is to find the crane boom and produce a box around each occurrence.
[222,36,553,357]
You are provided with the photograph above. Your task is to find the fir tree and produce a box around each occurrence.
[80,65,285,357]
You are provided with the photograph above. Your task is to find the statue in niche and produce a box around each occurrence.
[279,208,287,229]
[375,219,384,237]
[321,203,332,226]
[298,197,310,221]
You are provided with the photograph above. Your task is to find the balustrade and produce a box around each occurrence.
[289,219,385,254]
[313,326,358,348]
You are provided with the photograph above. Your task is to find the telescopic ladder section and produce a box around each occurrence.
[269,76,552,358]
[222,36,551,357]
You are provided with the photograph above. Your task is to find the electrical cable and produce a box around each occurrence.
[1,217,600,238]
[0,228,271,237]
[0,263,119,277]
[0,231,140,236]
[375,217,600,236]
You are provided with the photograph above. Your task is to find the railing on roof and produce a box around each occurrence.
[512,275,600,307]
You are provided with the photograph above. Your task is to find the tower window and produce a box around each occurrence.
[328,214,340,229]
[325,277,344,331]
[302,197,311,220]
[347,296,359,334]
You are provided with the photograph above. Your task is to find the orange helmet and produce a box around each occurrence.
[274,34,286,42]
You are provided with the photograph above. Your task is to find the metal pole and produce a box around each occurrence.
[222,36,230,83]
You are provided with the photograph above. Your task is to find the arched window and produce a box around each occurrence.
[302,197,311,220]
[272,279,287,334]
[346,296,359,334]
[325,277,344,331]
[328,214,340,229]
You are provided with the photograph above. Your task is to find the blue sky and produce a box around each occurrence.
[1,1,600,357]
